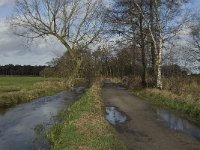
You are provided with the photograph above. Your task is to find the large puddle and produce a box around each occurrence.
[106,84,200,142]
[106,107,127,125]
[106,106,200,142]
[156,108,200,141]
[0,89,83,150]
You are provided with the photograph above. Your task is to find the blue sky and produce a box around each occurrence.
[0,6,12,18]
[0,0,14,18]
[0,0,199,66]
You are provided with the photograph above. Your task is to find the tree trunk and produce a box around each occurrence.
[139,2,147,88]
[66,58,83,89]
[156,34,163,89]
[150,0,157,85]
[141,44,147,88]
[155,0,163,89]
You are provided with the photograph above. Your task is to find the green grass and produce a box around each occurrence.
[48,80,126,150]
[0,76,67,108]
[0,76,62,94]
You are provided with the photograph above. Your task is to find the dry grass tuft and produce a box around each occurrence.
[74,113,112,138]
[113,76,200,120]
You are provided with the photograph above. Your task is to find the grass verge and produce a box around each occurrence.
[0,79,68,108]
[135,89,200,121]
[113,76,200,121]
[47,80,126,150]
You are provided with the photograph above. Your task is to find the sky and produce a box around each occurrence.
[0,0,199,66]
[0,0,67,66]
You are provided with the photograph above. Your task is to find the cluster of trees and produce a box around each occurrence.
[0,65,45,76]
[40,45,189,79]
[103,0,190,88]
[10,0,200,88]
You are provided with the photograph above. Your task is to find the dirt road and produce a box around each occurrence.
[103,84,200,150]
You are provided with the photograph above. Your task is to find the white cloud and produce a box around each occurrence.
[0,0,15,7]
[0,0,8,7]
[0,20,66,65]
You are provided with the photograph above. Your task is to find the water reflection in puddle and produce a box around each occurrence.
[106,107,127,125]
[157,109,200,141]
[0,91,78,150]
[0,108,7,116]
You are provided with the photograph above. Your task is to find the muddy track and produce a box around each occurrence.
[102,83,200,150]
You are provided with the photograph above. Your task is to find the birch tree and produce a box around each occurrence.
[132,0,188,89]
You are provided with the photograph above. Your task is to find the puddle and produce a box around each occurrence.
[0,90,82,150]
[0,108,7,116]
[157,108,200,141]
[114,83,127,90]
[106,107,127,125]
[74,86,86,94]
[116,86,126,90]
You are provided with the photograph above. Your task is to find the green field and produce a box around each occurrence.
[0,76,66,108]
[0,76,63,95]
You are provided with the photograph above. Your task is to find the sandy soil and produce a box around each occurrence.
[102,84,200,150]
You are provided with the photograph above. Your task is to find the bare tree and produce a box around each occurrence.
[186,14,200,73]
[105,0,149,87]
[10,0,104,82]
[190,17,200,62]
[126,0,188,89]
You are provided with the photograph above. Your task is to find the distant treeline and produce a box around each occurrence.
[0,64,46,76]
